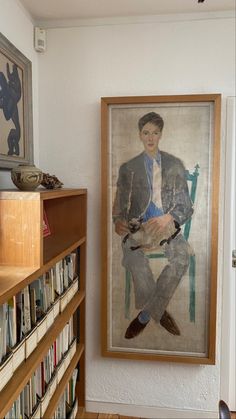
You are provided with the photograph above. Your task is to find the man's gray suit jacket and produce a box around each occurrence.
[113,150,193,226]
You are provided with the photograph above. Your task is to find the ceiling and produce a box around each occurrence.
[18,0,235,23]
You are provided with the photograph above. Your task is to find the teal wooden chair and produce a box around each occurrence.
[125,164,200,323]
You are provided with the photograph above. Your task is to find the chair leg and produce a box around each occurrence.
[189,254,196,322]
[125,270,131,319]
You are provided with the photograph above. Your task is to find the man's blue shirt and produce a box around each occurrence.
[142,152,163,222]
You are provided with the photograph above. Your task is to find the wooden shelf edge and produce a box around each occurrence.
[0,267,37,305]
[0,188,87,201]
[0,237,86,304]
[40,188,87,200]
[0,291,85,417]
[43,344,84,418]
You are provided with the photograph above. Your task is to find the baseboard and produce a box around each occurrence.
[86,400,218,418]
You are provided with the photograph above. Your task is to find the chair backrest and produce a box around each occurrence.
[183,164,200,241]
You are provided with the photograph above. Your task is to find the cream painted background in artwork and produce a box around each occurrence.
[108,102,213,356]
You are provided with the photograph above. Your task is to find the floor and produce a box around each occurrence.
[78,414,140,419]
[77,410,236,419]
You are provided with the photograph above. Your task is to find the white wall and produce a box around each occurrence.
[0,2,234,416]
[37,14,235,417]
[38,13,234,418]
[220,97,236,410]
[0,0,39,188]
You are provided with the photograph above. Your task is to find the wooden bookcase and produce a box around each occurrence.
[0,188,87,418]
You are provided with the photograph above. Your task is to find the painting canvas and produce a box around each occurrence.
[101,94,221,364]
[0,32,33,169]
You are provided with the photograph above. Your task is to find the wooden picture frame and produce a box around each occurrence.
[101,94,221,364]
[0,32,33,169]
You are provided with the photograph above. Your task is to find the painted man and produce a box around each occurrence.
[113,112,193,339]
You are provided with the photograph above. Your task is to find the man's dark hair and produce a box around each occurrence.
[138,112,164,132]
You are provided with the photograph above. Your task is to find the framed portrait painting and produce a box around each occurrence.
[101,94,221,364]
[0,32,33,169]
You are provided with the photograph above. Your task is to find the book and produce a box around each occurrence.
[43,209,51,238]
[15,287,32,341]
[46,269,55,306]
[53,340,57,368]
[54,261,63,296]
[0,303,7,362]
[35,364,42,399]
[69,368,78,406]
[30,288,37,326]
[7,296,17,349]
[16,292,23,342]
[20,391,24,418]
[29,278,45,321]
[23,287,32,335]
[67,252,77,282]
[41,360,46,396]
[63,258,69,290]
[41,274,49,312]
[23,382,31,418]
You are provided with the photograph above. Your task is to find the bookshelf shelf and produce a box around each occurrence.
[0,237,86,305]
[0,266,37,305]
[0,188,87,418]
[44,235,86,265]
[0,188,87,267]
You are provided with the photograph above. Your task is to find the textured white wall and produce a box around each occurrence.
[0,0,39,188]
[36,14,234,416]
[0,2,234,415]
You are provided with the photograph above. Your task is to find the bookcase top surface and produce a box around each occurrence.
[0,266,37,304]
[0,188,87,200]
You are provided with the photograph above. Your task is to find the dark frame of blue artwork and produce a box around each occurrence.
[0,32,33,169]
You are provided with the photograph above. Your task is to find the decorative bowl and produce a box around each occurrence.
[11,164,43,191]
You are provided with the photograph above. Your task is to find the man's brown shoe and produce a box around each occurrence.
[125,312,149,339]
[160,310,180,335]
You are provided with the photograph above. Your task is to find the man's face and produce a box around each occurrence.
[139,122,162,157]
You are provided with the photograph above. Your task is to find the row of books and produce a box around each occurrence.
[28,251,78,328]
[0,275,79,393]
[4,321,77,419]
[53,369,78,419]
[0,251,78,366]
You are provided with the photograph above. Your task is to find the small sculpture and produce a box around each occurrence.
[41,172,63,189]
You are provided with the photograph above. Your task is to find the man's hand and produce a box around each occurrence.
[143,214,173,236]
[114,219,129,236]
